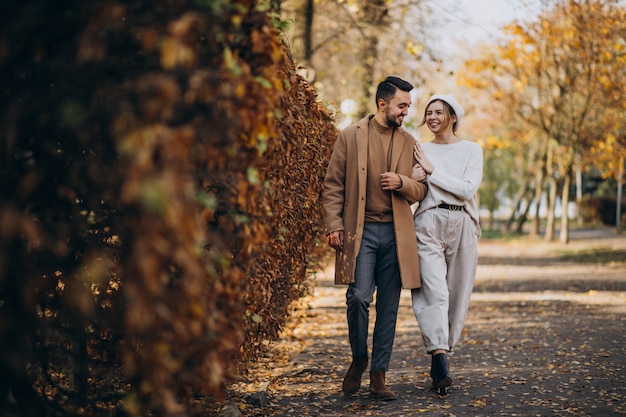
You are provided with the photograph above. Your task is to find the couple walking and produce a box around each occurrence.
[323,76,483,400]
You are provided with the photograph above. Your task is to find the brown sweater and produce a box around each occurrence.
[365,117,394,223]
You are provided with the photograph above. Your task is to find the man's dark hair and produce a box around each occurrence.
[375,76,414,106]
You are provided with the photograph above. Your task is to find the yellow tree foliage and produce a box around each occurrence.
[460,0,626,237]
[462,0,626,176]
[0,1,335,416]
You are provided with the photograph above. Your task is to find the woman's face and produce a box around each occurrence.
[425,100,455,134]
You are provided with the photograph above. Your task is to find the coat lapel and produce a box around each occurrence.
[389,128,408,172]
[356,116,372,186]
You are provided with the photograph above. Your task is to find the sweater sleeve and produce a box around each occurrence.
[428,142,483,201]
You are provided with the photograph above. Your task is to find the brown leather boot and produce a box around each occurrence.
[341,355,368,395]
[369,370,396,401]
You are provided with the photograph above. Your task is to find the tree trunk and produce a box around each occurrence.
[358,35,378,117]
[560,168,572,243]
[545,175,557,241]
[575,159,583,225]
[617,154,624,228]
[544,141,556,241]
[356,0,388,116]
[530,137,549,236]
[303,0,313,63]
[505,174,532,233]
[515,187,534,234]
[530,167,545,237]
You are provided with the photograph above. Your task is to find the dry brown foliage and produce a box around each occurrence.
[0,1,335,416]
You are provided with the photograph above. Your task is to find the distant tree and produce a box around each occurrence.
[280,0,436,116]
[478,135,520,230]
[461,0,626,242]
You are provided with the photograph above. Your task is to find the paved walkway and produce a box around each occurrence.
[225,228,626,416]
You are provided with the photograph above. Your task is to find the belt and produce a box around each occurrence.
[437,203,464,211]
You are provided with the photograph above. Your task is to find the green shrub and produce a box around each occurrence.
[579,196,624,226]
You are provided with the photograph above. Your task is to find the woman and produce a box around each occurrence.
[411,95,483,395]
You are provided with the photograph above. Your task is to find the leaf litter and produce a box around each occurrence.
[219,234,626,416]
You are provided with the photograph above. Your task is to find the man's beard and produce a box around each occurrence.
[386,110,402,128]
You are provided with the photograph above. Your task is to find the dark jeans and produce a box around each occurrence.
[346,222,402,372]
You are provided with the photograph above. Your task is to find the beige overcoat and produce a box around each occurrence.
[323,115,427,289]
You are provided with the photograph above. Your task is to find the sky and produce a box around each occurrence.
[402,0,543,141]
[430,0,542,57]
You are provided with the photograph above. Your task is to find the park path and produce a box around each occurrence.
[223,228,626,416]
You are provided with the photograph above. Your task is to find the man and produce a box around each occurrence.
[323,76,427,400]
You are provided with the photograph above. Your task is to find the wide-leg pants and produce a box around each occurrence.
[346,222,402,372]
[411,208,479,353]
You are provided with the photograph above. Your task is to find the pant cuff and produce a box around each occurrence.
[426,344,450,354]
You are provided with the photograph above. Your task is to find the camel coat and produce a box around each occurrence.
[323,115,427,289]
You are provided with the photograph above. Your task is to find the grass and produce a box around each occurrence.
[551,248,626,264]
[479,229,523,241]
[480,224,626,264]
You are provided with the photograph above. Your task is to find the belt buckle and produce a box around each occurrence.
[450,205,462,211]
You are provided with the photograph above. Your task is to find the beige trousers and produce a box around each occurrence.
[411,208,479,353]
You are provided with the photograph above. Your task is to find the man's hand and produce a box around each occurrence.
[381,172,402,191]
[328,231,344,251]
[411,163,427,182]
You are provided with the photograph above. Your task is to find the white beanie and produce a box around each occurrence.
[427,94,464,129]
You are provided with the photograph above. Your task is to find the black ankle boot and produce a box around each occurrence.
[431,353,452,395]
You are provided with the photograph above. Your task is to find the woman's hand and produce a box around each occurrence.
[414,143,434,175]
